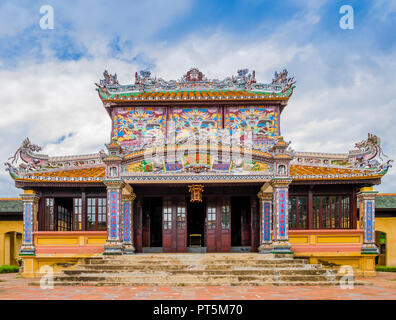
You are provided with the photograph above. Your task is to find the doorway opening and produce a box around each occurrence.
[231,196,251,247]
[187,200,206,247]
[142,197,162,247]
[375,231,386,265]
[55,198,73,231]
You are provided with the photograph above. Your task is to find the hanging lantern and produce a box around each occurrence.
[188,184,204,202]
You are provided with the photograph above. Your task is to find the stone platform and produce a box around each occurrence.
[33,253,354,286]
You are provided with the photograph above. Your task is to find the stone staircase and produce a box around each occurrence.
[36,253,354,286]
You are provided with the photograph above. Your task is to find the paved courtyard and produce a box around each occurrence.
[0,272,395,300]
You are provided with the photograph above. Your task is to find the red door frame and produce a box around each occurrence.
[241,198,251,246]
[206,196,231,252]
[162,197,173,253]
[134,198,143,253]
[220,197,231,252]
[250,196,260,252]
[163,196,187,253]
[206,197,218,252]
[175,197,187,253]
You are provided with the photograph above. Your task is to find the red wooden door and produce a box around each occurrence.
[250,197,260,252]
[220,197,231,252]
[162,197,187,253]
[241,203,251,246]
[134,199,143,253]
[206,198,218,252]
[162,198,173,253]
[175,198,187,252]
[142,212,150,247]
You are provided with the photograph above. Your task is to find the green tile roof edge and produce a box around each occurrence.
[0,199,23,213]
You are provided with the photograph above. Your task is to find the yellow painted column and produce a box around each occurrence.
[12,232,18,265]
[4,234,10,265]
[0,232,4,265]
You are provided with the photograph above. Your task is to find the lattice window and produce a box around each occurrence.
[207,206,217,229]
[73,198,82,231]
[87,198,107,231]
[45,198,54,231]
[163,200,172,230]
[98,198,107,231]
[176,202,186,229]
[57,204,72,231]
[312,196,351,229]
[288,196,308,230]
[221,199,230,230]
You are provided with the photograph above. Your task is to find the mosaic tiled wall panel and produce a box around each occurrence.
[170,107,221,145]
[366,201,374,242]
[113,107,166,152]
[224,106,279,150]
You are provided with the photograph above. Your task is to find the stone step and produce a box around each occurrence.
[84,259,307,266]
[31,278,363,287]
[85,254,305,263]
[54,274,342,283]
[63,268,328,276]
[42,279,356,287]
[48,254,344,287]
[77,263,310,271]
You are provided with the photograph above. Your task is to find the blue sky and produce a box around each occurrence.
[0,0,396,196]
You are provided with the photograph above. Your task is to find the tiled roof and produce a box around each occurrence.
[13,163,382,184]
[290,165,382,181]
[0,199,23,213]
[20,167,105,183]
[101,90,290,102]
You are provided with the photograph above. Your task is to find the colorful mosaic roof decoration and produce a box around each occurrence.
[3,64,392,185]
[96,68,296,102]
[4,138,106,183]
[4,133,391,184]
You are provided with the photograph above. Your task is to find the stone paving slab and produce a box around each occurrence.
[0,272,395,300]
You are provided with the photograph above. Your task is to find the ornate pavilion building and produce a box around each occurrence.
[5,68,392,277]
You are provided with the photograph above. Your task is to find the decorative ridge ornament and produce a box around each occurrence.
[348,133,393,174]
[95,68,296,99]
[4,138,106,180]
[188,184,204,202]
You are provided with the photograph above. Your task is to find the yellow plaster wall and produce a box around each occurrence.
[21,254,101,278]
[0,220,23,265]
[293,252,376,276]
[376,217,396,266]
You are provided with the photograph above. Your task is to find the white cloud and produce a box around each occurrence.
[1,1,396,197]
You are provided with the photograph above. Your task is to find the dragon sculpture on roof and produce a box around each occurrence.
[349,133,393,173]
[4,138,46,176]
[95,68,296,97]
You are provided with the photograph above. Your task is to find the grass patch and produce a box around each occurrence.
[0,265,19,274]
[376,266,396,272]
